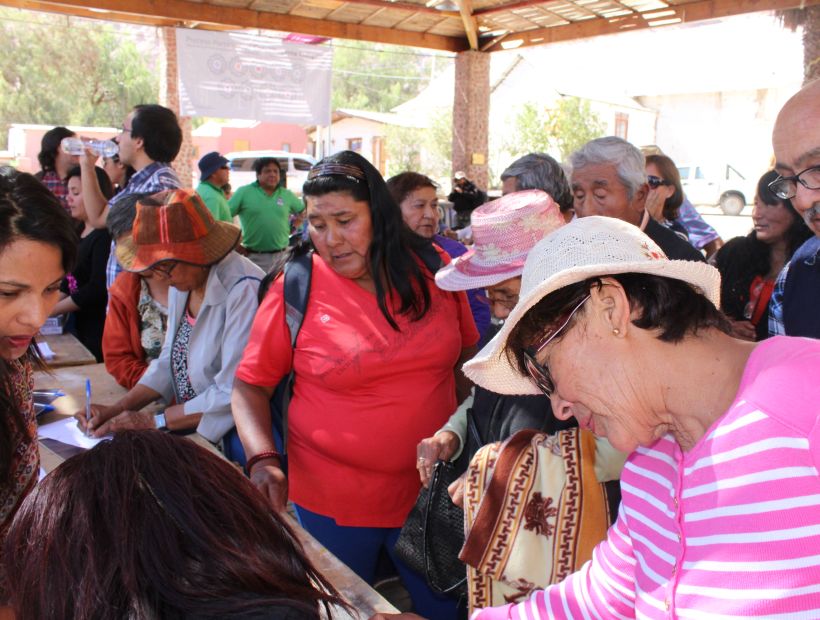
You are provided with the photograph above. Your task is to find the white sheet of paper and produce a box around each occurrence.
[36,341,55,360]
[37,417,111,449]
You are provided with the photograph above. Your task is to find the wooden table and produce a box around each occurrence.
[35,364,397,619]
[37,332,97,367]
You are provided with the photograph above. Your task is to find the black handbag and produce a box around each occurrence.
[394,459,468,598]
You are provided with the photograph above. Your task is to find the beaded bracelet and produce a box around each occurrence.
[245,450,282,475]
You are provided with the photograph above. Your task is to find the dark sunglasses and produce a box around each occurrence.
[522,294,590,397]
[647,175,671,189]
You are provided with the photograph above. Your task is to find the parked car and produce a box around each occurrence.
[677,163,756,216]
[224,150,316,195]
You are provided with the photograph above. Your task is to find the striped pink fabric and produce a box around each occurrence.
[473,336,820,619]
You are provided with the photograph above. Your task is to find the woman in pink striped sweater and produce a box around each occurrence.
[374,216,820,620]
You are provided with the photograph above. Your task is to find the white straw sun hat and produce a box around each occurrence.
[463,216,721,395]
[435,190,565,291]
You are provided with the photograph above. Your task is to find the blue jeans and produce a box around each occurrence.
[221,427,247,467]
[294,504,459,620]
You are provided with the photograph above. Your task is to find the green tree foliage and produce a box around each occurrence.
[500,97,605,172]
[331,41,448,112]
[545,96,606,161]
[0,9,158,148]
[384,108,453,182]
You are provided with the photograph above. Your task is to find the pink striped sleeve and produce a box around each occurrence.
[471,509,638,619]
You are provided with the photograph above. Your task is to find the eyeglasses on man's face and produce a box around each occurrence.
[647,175,671,190]
[768,165,820,200]
[522,294,590,397]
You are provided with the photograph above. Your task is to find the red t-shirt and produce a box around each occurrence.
[237,250,479,527]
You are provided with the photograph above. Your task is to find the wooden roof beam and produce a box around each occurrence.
[5,0,470,51]
[455,0,480,48]
[481,0,820,51]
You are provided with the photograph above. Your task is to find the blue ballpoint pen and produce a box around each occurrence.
[85,379,92,437]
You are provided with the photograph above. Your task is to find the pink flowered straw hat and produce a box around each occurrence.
[463,216,721,395]
[435,189,565,291]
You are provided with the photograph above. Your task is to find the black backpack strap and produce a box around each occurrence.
[278,249,313,456]
[416,240,445,275]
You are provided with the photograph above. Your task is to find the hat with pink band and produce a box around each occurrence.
[435,189,565,291]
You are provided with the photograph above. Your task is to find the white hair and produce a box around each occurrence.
[569,136,646,200]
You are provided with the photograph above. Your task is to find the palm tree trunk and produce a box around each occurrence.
[804,5,820,83]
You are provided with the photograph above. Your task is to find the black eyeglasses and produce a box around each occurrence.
[120,125,132,134]
[522,294,590,397]
[478,290,519,310]
[768,165,820,200]
[647,175,670,189]
[150,261,179,278]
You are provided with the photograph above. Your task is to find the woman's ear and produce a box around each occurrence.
[589,278,631,337]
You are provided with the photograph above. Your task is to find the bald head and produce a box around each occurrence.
[772,79,820,236]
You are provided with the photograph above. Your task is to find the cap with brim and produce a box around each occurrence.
[198,152,229,180]
[462,216,720,395]
[116,189,241,273]
[436,190,565,291]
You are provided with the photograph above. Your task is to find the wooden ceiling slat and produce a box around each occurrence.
[7,0,470,50]
[481,0,820,50]
[4,0,817,55]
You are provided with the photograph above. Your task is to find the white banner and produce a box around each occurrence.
[176,29,332,125]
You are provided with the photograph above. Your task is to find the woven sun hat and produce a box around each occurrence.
[435,189,565,291]
[116,188,241,273]
[463,216,721,395]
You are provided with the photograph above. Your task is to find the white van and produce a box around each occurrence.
[677,163,756,216]
[225,150,316,196]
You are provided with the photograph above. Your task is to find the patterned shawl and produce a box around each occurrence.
[460,428,614,613]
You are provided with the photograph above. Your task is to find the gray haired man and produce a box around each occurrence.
[500,153,574,222]
[569,137,704,262]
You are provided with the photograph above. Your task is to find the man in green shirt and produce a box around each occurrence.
[196,152,232,223]
[229,157,304,273]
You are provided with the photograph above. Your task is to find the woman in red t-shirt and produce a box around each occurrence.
[233,151,478,620]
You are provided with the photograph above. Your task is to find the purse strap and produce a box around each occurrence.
[422,460,467,594]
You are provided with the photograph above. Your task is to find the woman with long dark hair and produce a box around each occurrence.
[4,430,350,619]
[714,169,812,341]
[0,166,77,598]
[34,126,79,213]
[51,165,113,361]
[232,151,478,619]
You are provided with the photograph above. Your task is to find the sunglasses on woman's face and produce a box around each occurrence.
[647,175,670,189]
[522,294,590,397]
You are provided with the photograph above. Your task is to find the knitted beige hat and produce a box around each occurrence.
[463,216,720,395]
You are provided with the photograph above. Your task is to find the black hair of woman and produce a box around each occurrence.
[36,126,75,174]
[4,430,352,619]
[0,166,78,485]
[302,150,435,331]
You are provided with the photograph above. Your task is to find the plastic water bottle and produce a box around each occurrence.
[61,137,119,158]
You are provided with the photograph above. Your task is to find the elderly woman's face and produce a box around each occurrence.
[399,186,440,239]
[306,191,373,287]
[151,261,209,293]
[536,283,665,453]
